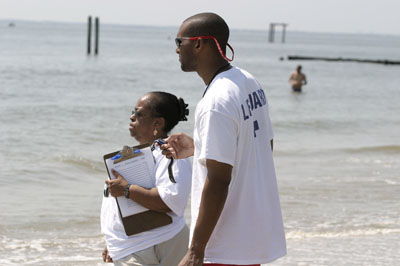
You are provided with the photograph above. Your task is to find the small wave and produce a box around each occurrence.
[0,235,104,265]
[384,179,398,185]
[286,228,400,240]
[342,145,400,154]
[56,155,104,172]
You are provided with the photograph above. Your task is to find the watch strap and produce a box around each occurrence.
[124,184,131,199]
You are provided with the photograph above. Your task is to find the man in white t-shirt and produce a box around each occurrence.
[163,12,286,266]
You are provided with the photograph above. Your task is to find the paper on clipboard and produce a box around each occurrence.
[103,144,172,236]
[105,146,155,218]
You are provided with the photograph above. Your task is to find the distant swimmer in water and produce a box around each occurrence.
[289,65,307,92]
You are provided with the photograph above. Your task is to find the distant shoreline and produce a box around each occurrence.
[2,18,400,37]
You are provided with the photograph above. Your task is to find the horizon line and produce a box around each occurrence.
[1,17,400,37]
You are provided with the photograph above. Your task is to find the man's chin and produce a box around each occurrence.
[180,65,194,72]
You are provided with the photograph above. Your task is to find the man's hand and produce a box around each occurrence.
[161,133,194,159]
[178,249,204,266]
[102,247,113,263]
[105,169,128,197]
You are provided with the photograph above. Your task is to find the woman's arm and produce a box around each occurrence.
[106,169,171,213]
[129,185,171,212]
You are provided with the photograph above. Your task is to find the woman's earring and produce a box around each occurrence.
[153,129,158,136]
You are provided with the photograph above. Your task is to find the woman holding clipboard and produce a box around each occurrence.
[101,91,191,266]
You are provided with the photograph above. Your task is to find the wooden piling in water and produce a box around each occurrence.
[87,16,92,55]
[268,23,288,43]
[268,24,275,43]
[94,17,99,55]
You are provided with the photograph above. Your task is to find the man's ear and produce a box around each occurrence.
[194,39,201,49]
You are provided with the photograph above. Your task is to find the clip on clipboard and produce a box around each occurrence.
[103,143,172,236]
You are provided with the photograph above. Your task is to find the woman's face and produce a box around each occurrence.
[129,95,157,144]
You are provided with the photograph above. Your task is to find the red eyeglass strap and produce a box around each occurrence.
[189,36,234,62]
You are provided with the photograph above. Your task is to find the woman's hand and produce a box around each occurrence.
[161,133,194,159]
[102,247,113,263]
[105,169,129,197]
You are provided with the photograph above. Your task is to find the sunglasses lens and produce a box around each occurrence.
[175,38,181,47]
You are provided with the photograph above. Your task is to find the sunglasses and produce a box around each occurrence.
[175,35,234,62]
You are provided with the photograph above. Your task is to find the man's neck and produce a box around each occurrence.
[199,61,231,85]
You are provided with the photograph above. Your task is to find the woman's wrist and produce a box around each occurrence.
[124,184,132,199]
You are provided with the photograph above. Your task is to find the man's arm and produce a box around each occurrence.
[288,73,294,82]
[178,159,232,266]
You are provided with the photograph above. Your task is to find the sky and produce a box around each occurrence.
[1,0,400,35]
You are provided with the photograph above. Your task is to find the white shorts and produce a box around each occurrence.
[113,225,189,266]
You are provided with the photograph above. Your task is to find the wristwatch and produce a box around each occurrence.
[124,184,131,199]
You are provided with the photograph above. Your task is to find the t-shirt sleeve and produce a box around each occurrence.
[156,156,192,217]
[197,109,238,167]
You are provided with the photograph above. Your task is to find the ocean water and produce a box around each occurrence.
[1,20,399,265]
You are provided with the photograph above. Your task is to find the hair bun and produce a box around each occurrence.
[178,98,189,121]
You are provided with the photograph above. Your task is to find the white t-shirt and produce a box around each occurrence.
[191,66,286,264]
[101,149,192,261]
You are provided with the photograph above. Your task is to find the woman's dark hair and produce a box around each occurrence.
[147,91,189,133]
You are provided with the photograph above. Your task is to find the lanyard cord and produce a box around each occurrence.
[202,63,231,98]
[151,139,176,183]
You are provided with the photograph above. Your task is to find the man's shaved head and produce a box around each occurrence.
[183,13,230,53]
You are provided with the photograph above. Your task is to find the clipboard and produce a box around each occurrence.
[103,143,172,236]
